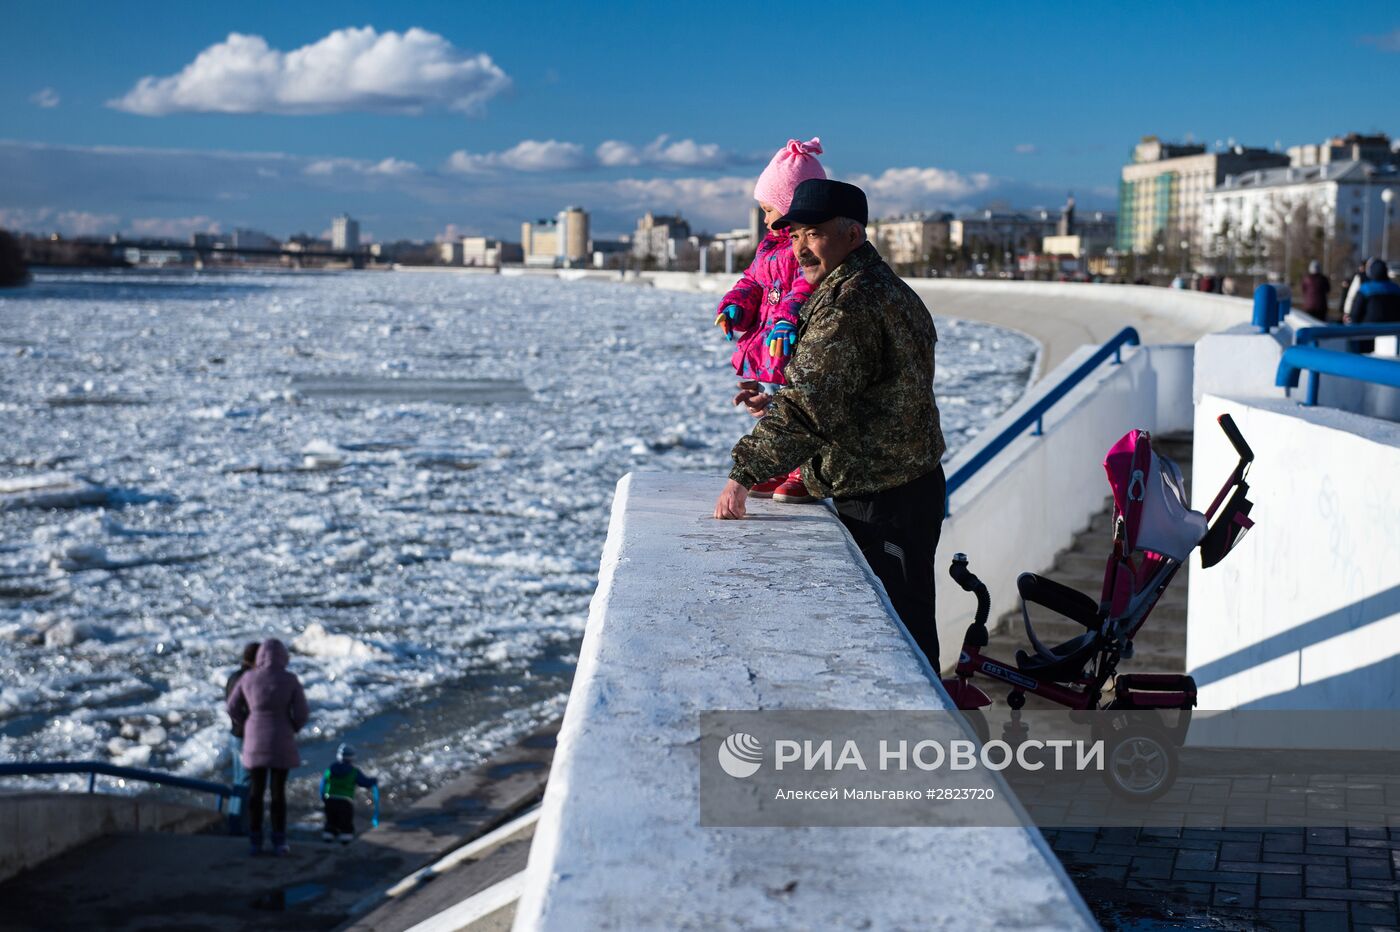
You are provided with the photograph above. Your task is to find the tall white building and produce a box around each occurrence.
[1202,160,1400,269]
[331,214,360,253]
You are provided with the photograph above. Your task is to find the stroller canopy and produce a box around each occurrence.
[1103,430,1207,562]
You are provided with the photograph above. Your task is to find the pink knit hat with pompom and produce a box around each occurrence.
[753,138,826,214]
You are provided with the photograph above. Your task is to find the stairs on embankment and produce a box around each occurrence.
[977,436,1192,712]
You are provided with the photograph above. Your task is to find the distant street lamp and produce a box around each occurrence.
[1383,189,1396,264]
[1361,166,1375,259]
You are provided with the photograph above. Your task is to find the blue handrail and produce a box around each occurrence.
[1276,346,1400,406]
[945,326,1141,513]
[1294,323,1400,347]
[0,761,247,813]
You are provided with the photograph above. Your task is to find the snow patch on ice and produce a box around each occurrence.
[450,549,589,575]
[293,622,391,662]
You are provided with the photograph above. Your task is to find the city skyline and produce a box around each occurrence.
[1,1,1397,240]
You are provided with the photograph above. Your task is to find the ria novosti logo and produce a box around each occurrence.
[717,732,763,778]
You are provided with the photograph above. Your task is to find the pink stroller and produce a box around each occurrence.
[942,414,1256,800]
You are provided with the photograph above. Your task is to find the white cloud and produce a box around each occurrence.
[108,27,510,116]
[305,156,419,176]
[449,135,747,174]
[128,216,222,238]
[847,166,996,214]
[0,208,119,236]
[604,175,754,228]
[1014,143,1038,155]
[446,139,591,173]
[30,88,61,109]
[595,139,640,167]
[596,135,741,169]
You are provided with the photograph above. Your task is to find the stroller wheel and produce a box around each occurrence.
[1101,716,1178,803]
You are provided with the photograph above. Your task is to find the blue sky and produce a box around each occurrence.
[1,0,1397,241]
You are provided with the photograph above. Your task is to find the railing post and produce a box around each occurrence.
[1253,284,1279,333]
[88,771,96,793]
[1306,371,1320,406]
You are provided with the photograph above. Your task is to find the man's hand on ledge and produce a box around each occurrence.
[713,479,749,519]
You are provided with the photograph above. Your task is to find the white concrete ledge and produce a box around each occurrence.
[1188,394,1400,712]
[514,472,1094,930]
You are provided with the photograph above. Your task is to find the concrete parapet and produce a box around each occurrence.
[0,792,219,882]
[513,472,1094,930]
[1187,394,1400,712]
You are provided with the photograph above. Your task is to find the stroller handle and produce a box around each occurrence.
[1217,413,1253,464]
[949,554,991,628]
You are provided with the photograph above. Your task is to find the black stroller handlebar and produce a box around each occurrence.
[949,553,990,628]
[1217,413,1253,464]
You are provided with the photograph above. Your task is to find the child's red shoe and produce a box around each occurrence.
[773,468,816,504]
[748,474,784,498]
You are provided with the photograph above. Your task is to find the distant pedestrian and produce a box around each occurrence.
[223,641,260,833]
[321,744,378,844]
[1222,276,1238,296]
[713,137,827,505]
[1299,260,1331,318]
[1197,273,1217,293]
[226,638,309,856]
[1349,259,1400,353]
[1342,259,1372,324]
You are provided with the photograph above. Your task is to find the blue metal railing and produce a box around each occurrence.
[1276,346,1400,406]
[945,326,1141,514]
[0,761,247,812]
[1293,323,1400,348]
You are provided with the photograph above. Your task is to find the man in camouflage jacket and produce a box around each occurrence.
[714,179,947,670]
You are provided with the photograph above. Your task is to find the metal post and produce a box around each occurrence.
[1252,284,1279,332]
[724,240,734,275]
[1383,189,1395,264]
[88,772,96,793]
[1362,169,1373,258]
[1306,370,1320,407]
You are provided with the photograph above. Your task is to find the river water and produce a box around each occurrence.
[0,268,1034,812]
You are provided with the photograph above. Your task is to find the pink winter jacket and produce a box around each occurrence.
[716,230,810,384]
[226,638,309,770]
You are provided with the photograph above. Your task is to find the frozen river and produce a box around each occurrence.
[0,268,1034,809]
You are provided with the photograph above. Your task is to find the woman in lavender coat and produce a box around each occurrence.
[226,637,310,855]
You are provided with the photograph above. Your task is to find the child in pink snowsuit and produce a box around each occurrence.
[714,137,826,502]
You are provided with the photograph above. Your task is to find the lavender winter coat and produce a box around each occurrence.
[226,638,309,770]
[716,230,810,384]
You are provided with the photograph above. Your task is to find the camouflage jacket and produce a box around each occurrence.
[729,242,946,498]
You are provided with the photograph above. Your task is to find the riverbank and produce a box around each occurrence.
[0,721,558,931]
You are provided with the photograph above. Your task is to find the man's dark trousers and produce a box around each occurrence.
[833,465,945,670]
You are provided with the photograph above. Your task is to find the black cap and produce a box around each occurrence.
[772,179,868,230]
